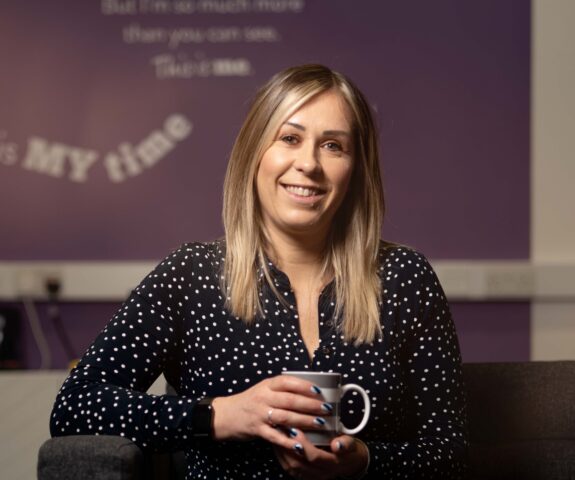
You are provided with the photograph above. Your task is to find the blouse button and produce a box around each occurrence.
[321,345,332,356]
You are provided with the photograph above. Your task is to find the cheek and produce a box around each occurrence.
[256,153,280,206]
[258,151,277,179]
[257,149,291,191]
[330,162,354,193]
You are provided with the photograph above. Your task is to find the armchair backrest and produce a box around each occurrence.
[463,361,575,480]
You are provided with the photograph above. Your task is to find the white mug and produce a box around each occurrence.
[282,371,371,446]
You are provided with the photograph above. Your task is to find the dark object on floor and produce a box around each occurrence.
[0,306,22,369]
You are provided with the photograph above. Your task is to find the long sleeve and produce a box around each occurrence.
[49,241,469,478]
[50,247,199,452]
[361,249,468,479]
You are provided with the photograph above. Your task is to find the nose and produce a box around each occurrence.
[293,143,320,174]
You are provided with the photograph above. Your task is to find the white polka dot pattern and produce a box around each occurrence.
[50,241,468,479]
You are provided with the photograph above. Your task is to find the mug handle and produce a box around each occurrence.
[340,384,371,435]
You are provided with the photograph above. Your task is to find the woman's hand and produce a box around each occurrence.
[273,432,369,479]
[211,375,330,450]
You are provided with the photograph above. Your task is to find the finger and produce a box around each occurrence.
[273,444,291,471]
[290,429,338,465]
[265,407,331,433]
[274,444,327,480]
[273,446,305,479]
[269,375,325,398]
[274,441,307,466]
[259,424,313,458]
[330,435,357,455]
[270,390,332,416]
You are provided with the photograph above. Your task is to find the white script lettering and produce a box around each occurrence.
[22,137,99,182]
[104,113,193,182]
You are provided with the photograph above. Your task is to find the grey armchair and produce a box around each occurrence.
[38,361,575,479]
[464,361,575,479]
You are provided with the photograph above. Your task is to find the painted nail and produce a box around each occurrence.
[314,417,326,426]
[311,385,322,395]
[337,440,344,451]
[321,402,333,413]
[289,428,298,438]
[294,443,304,455]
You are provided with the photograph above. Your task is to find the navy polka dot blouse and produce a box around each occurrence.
[50,241,468,479]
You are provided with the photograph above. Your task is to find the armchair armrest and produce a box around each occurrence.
[38,435,145,480]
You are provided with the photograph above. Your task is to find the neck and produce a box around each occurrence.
[264,228,330,289]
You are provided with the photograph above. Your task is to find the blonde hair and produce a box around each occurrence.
[222,64,384,345]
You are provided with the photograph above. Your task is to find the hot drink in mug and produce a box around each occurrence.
[282,371,371,446]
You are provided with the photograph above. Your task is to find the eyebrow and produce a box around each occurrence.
[284,121,350,137]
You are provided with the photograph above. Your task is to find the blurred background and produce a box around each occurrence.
[0,0,573,478]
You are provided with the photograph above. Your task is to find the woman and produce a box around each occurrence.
[50,64,468,479]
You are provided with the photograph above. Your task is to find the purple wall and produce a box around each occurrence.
[0,0,531,367]
[2,302,118,369]
[0,0,530,260]
[2,301,530,369]
[452,303,530,362]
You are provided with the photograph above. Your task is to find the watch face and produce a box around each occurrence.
[192,397,214,437]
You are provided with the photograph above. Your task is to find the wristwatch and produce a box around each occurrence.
[191,397,214,437]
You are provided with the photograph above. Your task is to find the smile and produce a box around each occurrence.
[282,184,325,198]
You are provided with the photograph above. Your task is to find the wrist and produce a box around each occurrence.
[211,396,230,440]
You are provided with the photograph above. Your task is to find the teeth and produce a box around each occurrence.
[285,185,320,197]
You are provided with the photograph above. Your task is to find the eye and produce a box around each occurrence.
[280,134,298,145]
[323,141,343,152]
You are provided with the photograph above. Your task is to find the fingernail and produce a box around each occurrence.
[337,440,344,451]
[321,402,333,413]
[294,443,304,455]
[314,417,326,426]
[289,428,298,438]
[311,385,322,395]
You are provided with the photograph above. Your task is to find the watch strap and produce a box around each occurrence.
[191,397,214,438]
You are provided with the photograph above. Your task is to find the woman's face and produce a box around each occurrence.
[256,89,354,242]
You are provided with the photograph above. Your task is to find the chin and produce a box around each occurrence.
[282,218,330,235]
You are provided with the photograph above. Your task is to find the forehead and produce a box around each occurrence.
[284,89,354,129]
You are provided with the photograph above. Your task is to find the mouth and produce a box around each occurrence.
[281,183,326,198]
